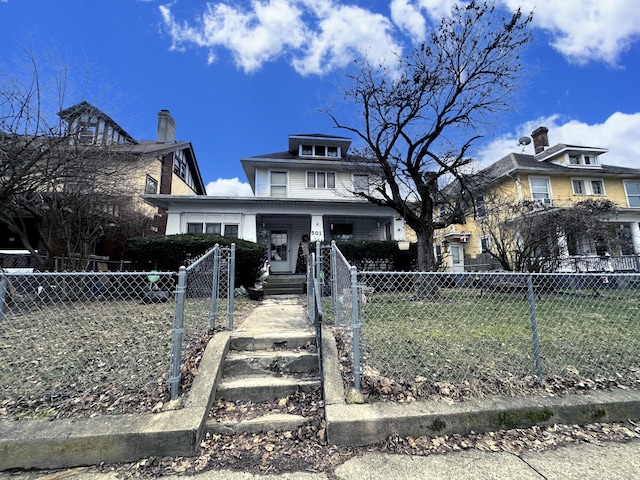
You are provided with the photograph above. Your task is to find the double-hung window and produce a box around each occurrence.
[475,195,487,218]
[270,171,287,197]
[624,181,640,207]
[529,177,552,205]
[353,174,369,194]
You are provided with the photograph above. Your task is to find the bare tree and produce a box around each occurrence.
[1,47,149,270]
[476,195,619,272]
[327,1,532,273]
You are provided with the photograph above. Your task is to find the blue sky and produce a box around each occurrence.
[2,0,640,196]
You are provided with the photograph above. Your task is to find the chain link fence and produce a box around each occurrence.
[326,244,640,400]
[0,244,235,419]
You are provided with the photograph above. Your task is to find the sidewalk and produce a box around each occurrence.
[1,439,639,479]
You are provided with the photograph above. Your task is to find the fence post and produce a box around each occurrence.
[227,243,236,330]
[169,266,187,400]
[315,241,322,284]
[0,275,7,325]
[209,244,220,329]
[527,274,544,386]
[350,265,362,392]
[331,241,338,326]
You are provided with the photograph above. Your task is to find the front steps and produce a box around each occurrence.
[263,274,306,296]
[205,296,320,434]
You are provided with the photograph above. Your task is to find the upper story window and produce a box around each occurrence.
[270,171,287,197]
[529,177,552,205]
[300,144,340,158]
[145,175,158,195]
[307,171,336,189]
[173,150,187,180]
[353,174,369,194]
[624,181,640,207]
[567,153,599,167]
[572,178,604,196]
[474,195,487,218]
[78,126,96,145]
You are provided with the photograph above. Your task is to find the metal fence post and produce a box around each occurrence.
[527,274,544,386]
[169,266,187,400]
[350,265,362,392]
[315,241,322,284]
[209,244,220,329]
[0,275,7,325]
[227,243,236,330]
[331,241,338,326]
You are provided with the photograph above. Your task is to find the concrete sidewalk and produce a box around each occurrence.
[1,439,639,479]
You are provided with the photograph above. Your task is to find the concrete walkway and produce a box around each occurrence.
[1,439,639,479]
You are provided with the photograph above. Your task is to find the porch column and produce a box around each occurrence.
[242,214,257,242]
[393,217,406,241]
[310,215,324,242]
[630,221,640,255]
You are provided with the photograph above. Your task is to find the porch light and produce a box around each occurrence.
[397,241,410,251]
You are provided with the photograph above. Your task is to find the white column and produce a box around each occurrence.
[310,215,324,242]
[630,221,640,254]
[242,214,257,242]
[393,217,406,241]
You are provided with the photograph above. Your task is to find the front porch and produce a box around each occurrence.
[256,213,403,273]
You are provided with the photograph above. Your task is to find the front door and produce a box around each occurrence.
[450,244,464,273]
[269,230,289,273]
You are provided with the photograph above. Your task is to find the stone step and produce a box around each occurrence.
[216,375,320,402]
[205,413,313,435]
[224,350,319,377]
[229,332,316,352]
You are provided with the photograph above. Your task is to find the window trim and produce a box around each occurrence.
[528,176,553,205]
[571,178,605,196]
[270,170,288,197]
[624,180,640,207]
[478,235,491,253]
[306,171,336,189]
[299,144,341,158]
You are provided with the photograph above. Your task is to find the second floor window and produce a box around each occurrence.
[624,181,640,207]
[145,175,158,195]
[270,171,287,197]
[474,195,487,218]
[173,150,187,180]
[529,177,552,205]
[307,171,336,189]
[572,179,604,196]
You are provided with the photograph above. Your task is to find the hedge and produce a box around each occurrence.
[125,234,266,288]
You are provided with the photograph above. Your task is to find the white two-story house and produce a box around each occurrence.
[146,134,406,273]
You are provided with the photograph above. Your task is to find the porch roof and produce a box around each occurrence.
[143,194,381,210]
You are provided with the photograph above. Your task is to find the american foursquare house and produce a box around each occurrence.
[145,134,407,274]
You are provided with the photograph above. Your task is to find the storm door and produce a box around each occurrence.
[269,230,289,272]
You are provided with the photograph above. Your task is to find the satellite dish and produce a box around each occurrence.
[518,136,532,146]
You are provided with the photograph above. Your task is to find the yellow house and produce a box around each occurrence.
[436,127,640,272]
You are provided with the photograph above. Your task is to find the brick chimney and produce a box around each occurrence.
[157,110,176,143]
[531,126,549,154]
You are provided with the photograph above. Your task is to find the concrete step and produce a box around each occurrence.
[216,375,320,402]
[224,350,319,377]
[205,413,313,435]
[229,332,316,351]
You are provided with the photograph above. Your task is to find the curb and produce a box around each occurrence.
[321,325,640,447]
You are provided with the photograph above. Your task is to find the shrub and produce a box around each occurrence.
[125,234,265,288]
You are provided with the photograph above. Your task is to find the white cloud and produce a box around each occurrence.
[501,0,640,65]
[477,112,640,170]
[160,0,640,72]
[205,177,254,196]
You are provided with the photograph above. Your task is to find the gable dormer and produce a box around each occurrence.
[58,101,137,147]
[288,134,352,160]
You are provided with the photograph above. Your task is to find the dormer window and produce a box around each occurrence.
[566,153,599,167]
[78,126,96,145]
[300,144,341,158]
